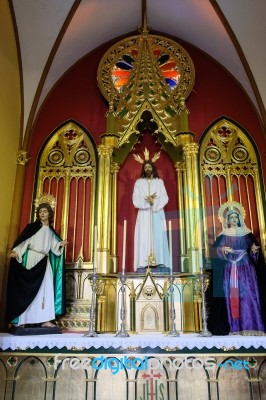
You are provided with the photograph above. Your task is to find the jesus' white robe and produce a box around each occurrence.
[133,178,170,270]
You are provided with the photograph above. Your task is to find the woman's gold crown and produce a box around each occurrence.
[34,193,56,210]
[218,201,246,223]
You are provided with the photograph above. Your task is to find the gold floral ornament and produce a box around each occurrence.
[218,201,246,224]
[133,147,161,164]
[34,193,56,210]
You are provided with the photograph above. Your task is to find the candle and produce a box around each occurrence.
[169,220,172,271]
[93,225,97,272]
[122,219,127,273]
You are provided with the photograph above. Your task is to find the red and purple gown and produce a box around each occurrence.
[208,230,266,335]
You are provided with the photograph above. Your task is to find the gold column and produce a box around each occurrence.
[225,164,233,201]
[61,169,70,241]
[110,162,120,273]
[96,144,113,274]
[35,170,44,200]
[175,161,188,272]
[89,169,96,263]
[254,165,266,258]
[183,143,203,273]
[96,295,107,332]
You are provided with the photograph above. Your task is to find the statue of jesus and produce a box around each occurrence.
[132,149,170,271]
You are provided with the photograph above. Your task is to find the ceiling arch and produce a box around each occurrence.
[10,0,266,145]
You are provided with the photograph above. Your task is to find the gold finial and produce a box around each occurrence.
[139,0,150,35]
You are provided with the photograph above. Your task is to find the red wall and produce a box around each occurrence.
[21,35,266,270]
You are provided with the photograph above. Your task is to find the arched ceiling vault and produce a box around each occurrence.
[9,0,266,147]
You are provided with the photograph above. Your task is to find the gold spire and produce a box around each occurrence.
[97,0,195,148]
[115,33,179,146]
[139,0,149,36]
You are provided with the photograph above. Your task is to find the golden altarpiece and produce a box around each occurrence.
[31,23,266,336]
[2,19,266,400]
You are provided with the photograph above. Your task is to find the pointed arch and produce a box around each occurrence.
[33,120,97,264]
[199,117,266,258]
[141,303,159,331]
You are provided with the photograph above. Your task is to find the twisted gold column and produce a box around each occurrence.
[96,145,113,274]
[183,143,203,273]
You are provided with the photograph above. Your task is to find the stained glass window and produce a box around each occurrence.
[111,47,180,92]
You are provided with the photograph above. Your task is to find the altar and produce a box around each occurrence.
[1,7,266,400]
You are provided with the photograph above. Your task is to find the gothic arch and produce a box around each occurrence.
[199,117,266,259]
[33,120,97,264]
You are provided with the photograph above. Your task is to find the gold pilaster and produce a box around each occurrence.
[183,161,191,253]
[61,169,70,240]
[254,165,266,258]
[96,144,113,274]
[35,170,44,200]
[129,282,136,333]
[96,295,107,332]
[183,143,203,273]
[110,162,120,272]
[89,169,96,263]
[175,161,188,272]
[225,164,233,201]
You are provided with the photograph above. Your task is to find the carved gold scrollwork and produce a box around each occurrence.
[97,31,195,148]
[17,150,30,165]
[96,280,106,296]
[183,143,199,157]
[110,162,120,174]
[97,144,113,158]
[174,161,186,172]
[98,35,195,102]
